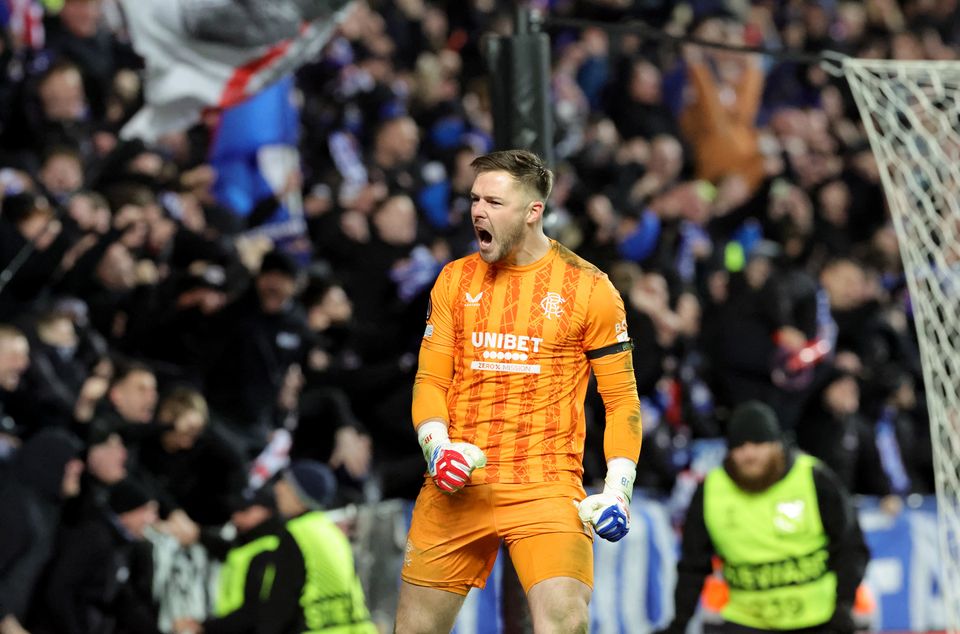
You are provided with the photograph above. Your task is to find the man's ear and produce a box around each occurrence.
[526,199,545,224]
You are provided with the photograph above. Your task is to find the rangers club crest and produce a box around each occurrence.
[540,292,565,320]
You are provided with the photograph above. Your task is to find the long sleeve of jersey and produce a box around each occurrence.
[591,351,642,462]
[585,276,642,462]
[412,345,454,427]
[411,271,456,429]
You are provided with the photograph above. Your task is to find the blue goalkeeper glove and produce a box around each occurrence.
[418,421,487,493]
[577,458,636,542]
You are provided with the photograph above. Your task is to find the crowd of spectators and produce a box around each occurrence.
[0,0,951,630]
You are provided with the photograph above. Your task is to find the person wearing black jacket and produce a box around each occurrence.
[136,387,246,526]
[258,462,374,634]
[0,192,71,322]
[0,428,84,633]
[659,401,869,634]
[173,462,375,634]
[173,489,285,634]
[32,477,162,634]
[796,366,895,500]
[22,307,90,431]
[0,324,32,445]
[86,360,160,471]
[61,428,128,526]
[203,249,310,458]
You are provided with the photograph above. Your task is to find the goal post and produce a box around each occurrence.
[843,58,960,634]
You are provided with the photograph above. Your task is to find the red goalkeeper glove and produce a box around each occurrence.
[418,421,487,493]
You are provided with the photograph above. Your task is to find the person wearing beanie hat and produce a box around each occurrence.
[258,248,300,280]
[62,430,128,526]
[277,460,337,514]
[32,476,163,634]
[657,400,870,634]
[0,428,83,631]
[109,477,156,516]
[725,400,782,451]
[185,459,375,633]
[796,366,902,515]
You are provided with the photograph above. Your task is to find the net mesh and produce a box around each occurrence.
[844,58,960,633]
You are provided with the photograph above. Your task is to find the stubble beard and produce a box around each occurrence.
[485,216,526,265]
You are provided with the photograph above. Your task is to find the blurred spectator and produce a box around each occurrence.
[0,324,31,442]
[44,0,120,120]
[87,359,158,459]
[38,144,84,206]
[700,241,798,415]
[298,276,417,499]
[23,305,94,429]
[679,13,765,194]
[126,258,231,386]
[0,192,68,318]
[27,60,94,157]
[0,428,83,631]
[257,461,375,633]
[608,58,682,143]
[61,428,126,526]
[797,366,901,515]
[315,193,429,347]
[32,477,162,634]
[184,488,284,634]
[136,387,246,526]
[204,249,309,458]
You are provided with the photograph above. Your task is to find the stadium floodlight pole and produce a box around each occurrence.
[483,1,555,167]
[515,3,529,34]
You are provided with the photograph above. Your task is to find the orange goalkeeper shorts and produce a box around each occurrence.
[401,479,594,596]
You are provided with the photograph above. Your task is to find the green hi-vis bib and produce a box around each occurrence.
[215,534,280,616]
[704,454,837,629]
[286,511,378,634]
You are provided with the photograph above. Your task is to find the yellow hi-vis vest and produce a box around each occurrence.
[703,454,837,629]
[215,534,280,616]
[286,511,377,634]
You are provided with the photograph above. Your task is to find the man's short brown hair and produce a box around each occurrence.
[470,150,554,201]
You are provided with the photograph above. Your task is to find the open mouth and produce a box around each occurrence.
[476,227,493,248]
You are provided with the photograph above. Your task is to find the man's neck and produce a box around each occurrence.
[503,233,551,267]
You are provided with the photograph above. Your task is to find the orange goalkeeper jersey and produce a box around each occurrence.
[413,240,642,485]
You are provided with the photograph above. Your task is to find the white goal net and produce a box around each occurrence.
[843,58,960,634]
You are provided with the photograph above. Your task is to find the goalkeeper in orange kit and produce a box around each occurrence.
[394,149,642,634]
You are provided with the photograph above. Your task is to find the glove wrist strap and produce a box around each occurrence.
[603,457,637,503]
[417,420,449,464]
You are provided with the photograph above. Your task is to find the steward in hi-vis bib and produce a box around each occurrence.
[704,453,834,629]
[658,401,869,634]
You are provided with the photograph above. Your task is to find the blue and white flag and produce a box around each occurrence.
[120,0,354,142]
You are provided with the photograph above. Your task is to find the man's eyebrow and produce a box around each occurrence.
[469,192,504,201]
